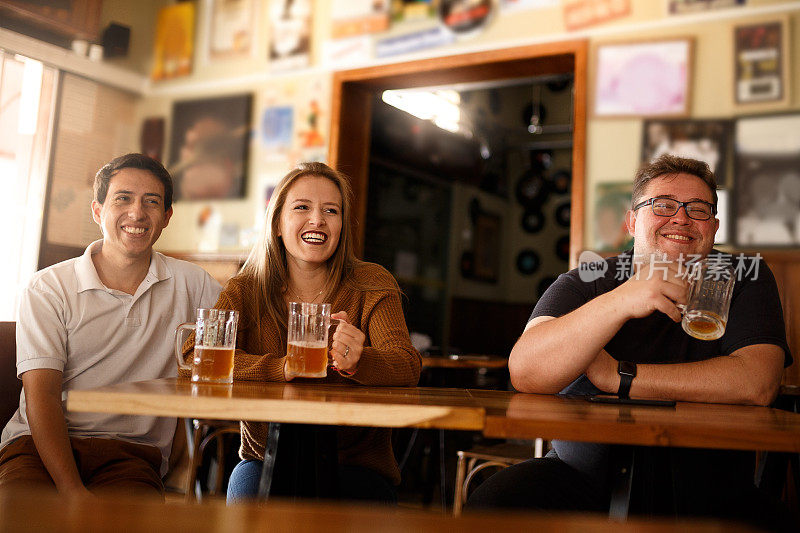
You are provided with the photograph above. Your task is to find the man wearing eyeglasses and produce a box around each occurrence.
[468,154,793,528]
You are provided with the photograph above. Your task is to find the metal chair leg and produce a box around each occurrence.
[258,422,281,499]
[609,447,635,521]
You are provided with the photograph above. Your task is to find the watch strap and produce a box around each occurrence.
[617,361,636,399]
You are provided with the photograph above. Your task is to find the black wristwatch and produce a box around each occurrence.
[617,361,637,399]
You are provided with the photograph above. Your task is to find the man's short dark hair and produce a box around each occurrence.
[94,153,173,211]
[632,154,718,209]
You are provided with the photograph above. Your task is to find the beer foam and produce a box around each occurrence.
[195,345,233,351]
[288,340,327,349]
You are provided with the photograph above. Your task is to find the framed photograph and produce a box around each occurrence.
[151,3,195,81]
[593,38,693,117]
[269,0,312,71]
[642,119,732,186]
[734,113,800,247]
[668,0,745,14]
[207,0,257,59]
[594,182,633,253]
[734,18,789,105]
[168,94,253,201]
[563,0,631,32]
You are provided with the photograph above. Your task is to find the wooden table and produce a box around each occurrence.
[0,490,756,533]
[67,380,800,516]
[472,389,800,453]
[67,379,800,454]
[67,378,485,430]
[421,355,508,370]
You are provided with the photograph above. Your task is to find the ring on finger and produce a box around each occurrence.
[344,345,350,358]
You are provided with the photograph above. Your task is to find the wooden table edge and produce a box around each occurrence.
[66,389,487,431]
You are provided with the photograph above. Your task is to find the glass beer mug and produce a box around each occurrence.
[175,308,239,384]
[680,260,735,341]
[285,302,335,379]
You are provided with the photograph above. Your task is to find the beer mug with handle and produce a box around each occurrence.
[175,308,239,384]
[285,302,338,379]
[679,260,735,341]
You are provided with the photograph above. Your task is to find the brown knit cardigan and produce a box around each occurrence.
[208,262,421,485]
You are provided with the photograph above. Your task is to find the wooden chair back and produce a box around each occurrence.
[0,322,20,428]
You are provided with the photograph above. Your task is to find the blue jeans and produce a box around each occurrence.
[227,459,397,505]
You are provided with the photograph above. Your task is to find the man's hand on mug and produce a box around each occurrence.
[615,260,688,322]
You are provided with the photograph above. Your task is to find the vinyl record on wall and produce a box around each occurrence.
[521,208,545,234]
[550,168,571,194]
[439,0,494,36]
[555,202,570,228]
[516,249,541,276]
[537,275,559,299]
[555,235,570,261]
[515,169,549,208]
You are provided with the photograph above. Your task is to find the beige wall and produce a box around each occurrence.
[97,0,800,253]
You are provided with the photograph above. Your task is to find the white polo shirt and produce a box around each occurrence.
[1,240,222,474]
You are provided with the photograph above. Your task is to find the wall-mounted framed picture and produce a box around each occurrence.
[668,0,745,15]
[207,0,258,60]
[269,0,312,71]
[734,112,800,247]
[642,119,732,186]
[593,38,693,117]
[168,94,253,201]
[594,182,633,253]
[734,17,790,105]
[151,2,195,81]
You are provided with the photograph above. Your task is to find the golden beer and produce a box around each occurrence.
[286,340,328,378]
[682,311,726,341]
[191,345,235,383]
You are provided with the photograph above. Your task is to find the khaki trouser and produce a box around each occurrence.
[0,435,163,498]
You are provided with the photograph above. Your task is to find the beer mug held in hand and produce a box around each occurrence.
[679,260,735,341]
[285,302,335,379]
[175,308,239,384]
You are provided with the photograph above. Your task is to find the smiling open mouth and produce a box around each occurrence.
[661,233,693,242]
[301,231,327,244]
[122,226,147,235]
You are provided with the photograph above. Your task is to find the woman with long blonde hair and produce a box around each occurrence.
[201,162,420,503]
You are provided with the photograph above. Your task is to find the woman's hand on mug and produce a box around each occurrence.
[330,311,365,374]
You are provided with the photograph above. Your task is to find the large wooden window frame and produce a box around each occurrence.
[327,39,588,266]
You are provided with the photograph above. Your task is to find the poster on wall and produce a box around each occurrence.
[269,0,312,71]
[734,113,800,247]
[390,0,436,23]
[151,3,195,80]
[563,0,631,32]
[330,0,390,39]
[207,0,257,60]
[641,119,732,186]
[168,94,253,201]
[593,38,693,117]
[257,76,330,167]
[500,0,559,13]
[668,0,745,14]
[594,182,633,253]
[734,19,788,105]
[260,105,294,156]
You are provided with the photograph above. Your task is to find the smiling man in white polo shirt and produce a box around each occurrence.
[0,153,221,498]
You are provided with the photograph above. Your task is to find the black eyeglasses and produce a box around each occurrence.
[633,197,716,221]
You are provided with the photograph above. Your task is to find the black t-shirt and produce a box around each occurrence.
[529,250,792,484]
